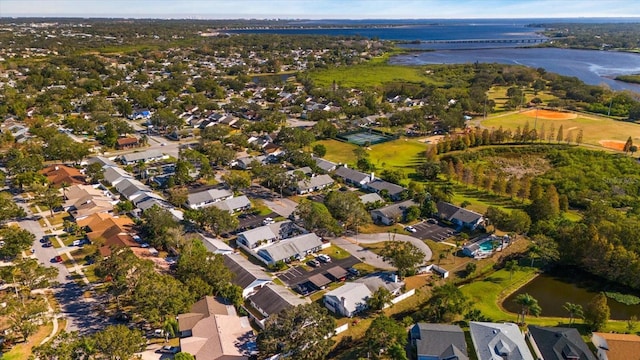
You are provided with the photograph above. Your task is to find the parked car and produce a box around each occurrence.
[426,218,438,224]
[157,346,180,354]
[262,217,275,225]
[405,225,417,233]
[52,255,63,263]
[347,267,360,277]
[42,241,52,248]
[307,259,320,268]
[317,254,331,263]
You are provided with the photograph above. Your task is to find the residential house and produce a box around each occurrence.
[115,137,139,150]
[365,179,406,201]
[102,166,132,186]
[359,193,384,206]
[313,157,337,173]
[120,150,166,165]
[436,201,484,230]
[211,195,252,213]
[256,233,323,266]
[325,266,348,282]
[324,272,405,317]
[86,156,118,168]
[223,253,272,298]
[370,200,418,225]
[186,188,233,209]
[236,226,279,250]
[64,184,115,220]
[198,234,234,255]
[99,233,139,258]
[592,332,640,360]
[469,322,534,360]
[294,174,335,195]
[410,323,469,360]
[131,109,151,120]
[40,164,86,187]
[76,213,135,244]
[323,282,371,317]
[178,296,256,360]
[234,155,267,170]
[114,178,149,201]
[333,165,371,187]
[528,326,596,360]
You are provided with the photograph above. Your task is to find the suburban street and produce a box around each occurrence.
[14,194,107,334]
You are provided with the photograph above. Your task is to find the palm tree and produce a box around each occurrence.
[438,252,447,266]
[563,302,584,325]
[514,293,542,324]
[504,260,519,281]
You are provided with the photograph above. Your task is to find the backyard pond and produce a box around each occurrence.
[502,270,640,320]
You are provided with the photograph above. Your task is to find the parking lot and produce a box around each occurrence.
[277,255,360,287]
[235,211,279,233]
[410,220,456,242]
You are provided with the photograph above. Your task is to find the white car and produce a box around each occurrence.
[262,217,275,225]
[405,226,417,233]
[317,254,331,263]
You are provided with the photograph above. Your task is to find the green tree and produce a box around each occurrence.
[584,292,610,331]
[0,195,26,222]
[556,124,564,143]
[295,199,342,236]
[175,240,233,297]
[504,260,519,280]
[380,239,425,279]
[423,283,469,322]
[528,234,559,267]
[85,162,105,184]
[92,325,147,360]
[175,353,196,360]
[324,191,371,232]
[34,185,63,217]
[514,293,542,324]
[364,315,408,360]
[199,206,239,235]
[0,295,48,342]
[141,205,180,249]
[0,226,35,259]
[465,262,477,278]
[563,302,584,325]
[312,144,327,157]
[257,303,336,360]
[366,287,393,313]
[222,170,252,192]
[624,136,634,154]
[130,272,192,324]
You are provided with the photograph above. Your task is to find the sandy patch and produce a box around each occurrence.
[522,109,577,120]
[599,140,626,151]
[421,135,445,144]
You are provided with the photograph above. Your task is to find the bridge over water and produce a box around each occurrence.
[420,38,546,44]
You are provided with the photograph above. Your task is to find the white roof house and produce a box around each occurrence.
[186,188,233,209]
[323,282,371,318]
[120,150,166,165]
[211,195,252,213]
[256,233,323,266]
[294,174,335,194]
[236,226,279,250]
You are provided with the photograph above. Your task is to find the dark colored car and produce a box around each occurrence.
[52,255,63,263]
[307,259,320,268]
[42,241,52,248]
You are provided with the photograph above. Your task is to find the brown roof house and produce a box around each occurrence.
[63,184,114,220]
[116,137,139,149]
[592,332,640,360]
[178,296,256,360]
[40,164,86,187]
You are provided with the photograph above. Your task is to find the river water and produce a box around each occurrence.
[390,48,640,92]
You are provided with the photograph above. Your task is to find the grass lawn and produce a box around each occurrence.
[481,110,640,149]
[320,245,351,260]
[310,63,442,89]
[313,139,357,164]
[83,264,99,283]
[3,323,53,360]
[449,183,526,214]
[368,138,427,181]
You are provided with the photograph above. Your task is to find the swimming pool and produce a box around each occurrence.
[478,239,495,252]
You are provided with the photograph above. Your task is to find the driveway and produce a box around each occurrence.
[235,212,279,233]
[244,185,298,218]
[330,237,395,270]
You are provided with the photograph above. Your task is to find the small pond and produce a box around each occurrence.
[502,271,640,320]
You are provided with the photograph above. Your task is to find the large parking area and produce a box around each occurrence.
[410,220,456,242]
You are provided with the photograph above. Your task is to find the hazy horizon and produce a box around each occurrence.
[2,0,639,20]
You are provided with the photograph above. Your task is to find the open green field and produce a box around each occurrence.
[316,138,426,182]
[487,86,558,112]
[310,63,441,88]
[481,110,640,149]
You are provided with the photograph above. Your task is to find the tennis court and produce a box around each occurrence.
[337,130,396,146]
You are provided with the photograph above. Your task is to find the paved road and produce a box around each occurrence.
[331,232,433,270]
[244,185,298,218]
[14,195,107,334]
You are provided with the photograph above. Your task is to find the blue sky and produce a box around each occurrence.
[1,0,639,19]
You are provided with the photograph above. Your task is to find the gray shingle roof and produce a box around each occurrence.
[224,253,271,289]
[187,188,233,206]
[470,322,534,360]
[334,166,370,184]
[410,323,468,360]
[366,179,405,196]
[296,174,334,192]
[313,157,337,172]
[370,200,418,219]
[437,201,483,224]
[359,193,384,204]
[528,326,596,360]
[121,149,164,163]
[211,195,251,212]
[238,226,278,248]
[248,284,309,317]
